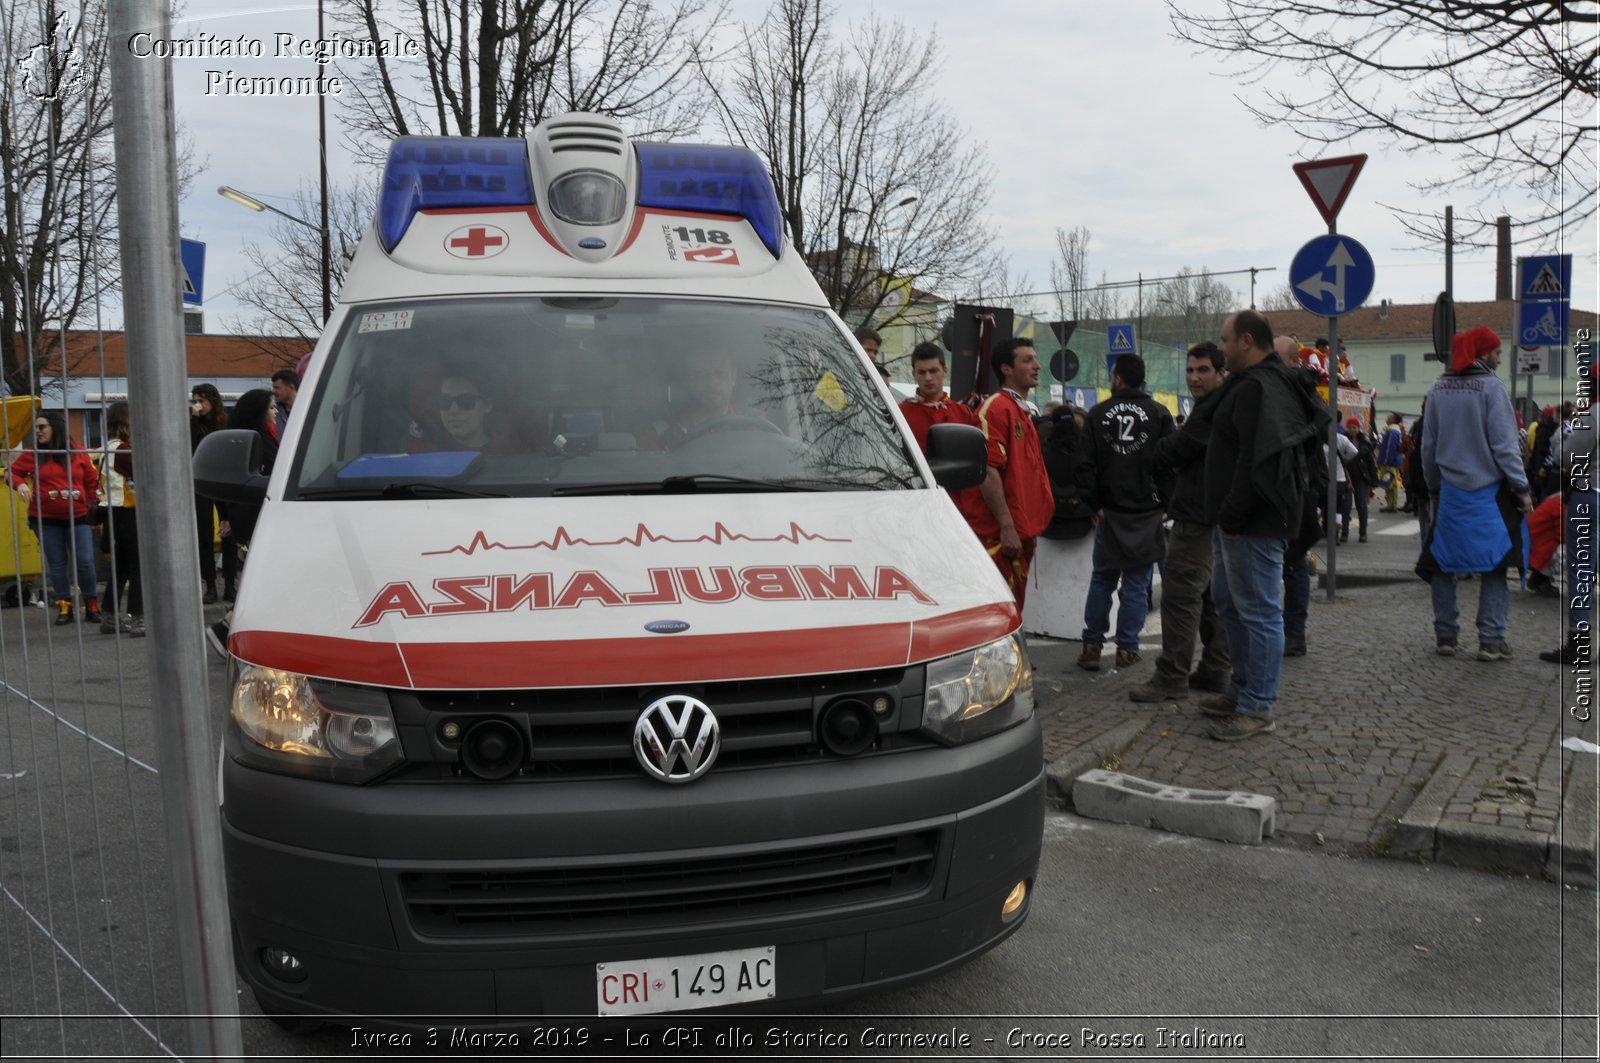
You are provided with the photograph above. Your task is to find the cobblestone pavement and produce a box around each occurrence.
[1028,508,1589,855]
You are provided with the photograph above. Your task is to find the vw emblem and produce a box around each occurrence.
[633,695,720,784]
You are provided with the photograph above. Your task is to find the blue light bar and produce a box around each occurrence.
[377,137,533,252]
[634,143,784,258]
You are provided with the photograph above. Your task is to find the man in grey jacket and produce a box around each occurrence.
[1417,326,1532,661]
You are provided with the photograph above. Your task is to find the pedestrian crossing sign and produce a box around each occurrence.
[1517,254,1570,303]
[1107,323,1135,354]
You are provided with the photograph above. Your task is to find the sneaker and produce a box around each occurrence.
[1358,532,1367,543]
[1113,647,1142,670]
[82,603,102,626]
[1207,712,1277,742]
[205,619,230,659]
[1283,635,1307,657]
[99,613,118,635]
[202,585,218,605]
[1076,643,1102,671]
[1197,693,1237,719]
[125,616,146,638]
[1128,679,1187,703]
[1476,642,1513,662]
[1189,670,1229,694]
[53,599,73,626]
[1436,638,1457,657]
[223,584,237,603]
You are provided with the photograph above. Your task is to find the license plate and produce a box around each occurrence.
[596,946,775,1016]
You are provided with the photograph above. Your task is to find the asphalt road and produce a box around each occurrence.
[229,813,1598,1061]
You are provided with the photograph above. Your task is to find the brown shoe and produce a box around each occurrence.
[1207,712,1277,742]
[1076,643,1102,671]
[1113,647,1142,670]
[1128,679,1188,703]
[1197,693,1237,718]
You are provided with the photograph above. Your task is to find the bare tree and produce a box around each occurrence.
[1168,0,1599,243]
[701,0,996,321]
[1,3,116,395]
[1047,225,1091,323]
[226,182,375,360]
[1257,281,1303,313]
[333,0,725,165]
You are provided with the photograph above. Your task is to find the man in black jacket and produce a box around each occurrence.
[1201,310,1329,741]
[1074,353,1174,671]
[1129,342,1230,701]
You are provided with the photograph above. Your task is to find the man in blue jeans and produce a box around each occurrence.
[1074,353,1174,671]
[1417,326,1532,660]
[1202,311,1329,741]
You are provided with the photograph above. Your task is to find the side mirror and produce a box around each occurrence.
[194,430,269,504]
[925,423,987,490]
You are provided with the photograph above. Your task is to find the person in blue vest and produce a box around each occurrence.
[1415,326,1532,662]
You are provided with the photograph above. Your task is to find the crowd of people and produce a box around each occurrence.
[2,369,299,643]
[891,311,1590,743]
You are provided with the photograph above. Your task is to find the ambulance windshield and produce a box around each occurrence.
[288,296,923,498]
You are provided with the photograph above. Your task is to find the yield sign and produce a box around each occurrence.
[1292,154,1368,226]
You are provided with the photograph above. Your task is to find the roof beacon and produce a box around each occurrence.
[377,136,533,253]
[375,112,786,261]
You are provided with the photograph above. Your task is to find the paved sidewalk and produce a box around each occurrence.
[1030,507,1597,885]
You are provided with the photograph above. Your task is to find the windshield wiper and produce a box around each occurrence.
[296,482,508,500]
[551,473,868,497]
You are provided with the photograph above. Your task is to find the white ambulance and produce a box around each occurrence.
[196,113,1043,1028]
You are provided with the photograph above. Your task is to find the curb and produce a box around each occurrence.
[1044,718,1148,808]
[1390,739,1598,889]
[1547,715,1598,890]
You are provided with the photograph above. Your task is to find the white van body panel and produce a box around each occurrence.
[231,492,1016,690]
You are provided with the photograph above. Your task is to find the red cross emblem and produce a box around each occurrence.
[444,224,508,259]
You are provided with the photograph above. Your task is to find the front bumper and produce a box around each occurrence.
[224,718,1043,1023]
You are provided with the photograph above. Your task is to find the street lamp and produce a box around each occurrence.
[217,185,331,323]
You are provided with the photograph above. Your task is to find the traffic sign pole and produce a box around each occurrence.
[1325,219,1340,600]
[1291,154,1371,600]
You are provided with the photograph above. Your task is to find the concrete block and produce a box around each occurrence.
[1072,769,1277,846]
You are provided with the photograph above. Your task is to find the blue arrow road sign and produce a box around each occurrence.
[180,238,205,305]
[1517,300,1568,346]
[1517,254,1571,303]
[1291,234,1374,317]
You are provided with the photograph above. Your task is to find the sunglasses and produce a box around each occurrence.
[438,393,483,412]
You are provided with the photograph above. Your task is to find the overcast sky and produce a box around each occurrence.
[162,0,1596,335]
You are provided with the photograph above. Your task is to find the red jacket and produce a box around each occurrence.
[1528,493,1564,573]
[969,390,1054,541]
[8,448,100,521]
[899,393,983,517]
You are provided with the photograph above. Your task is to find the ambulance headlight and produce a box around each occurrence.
[548,169,627,226]
[230,666,403,783]
[920,634,1033,745]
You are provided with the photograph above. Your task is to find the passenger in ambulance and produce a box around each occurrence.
[635,347,774,451]
[409,366,517,453]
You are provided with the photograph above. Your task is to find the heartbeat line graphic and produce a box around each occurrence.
[422,522,852,556]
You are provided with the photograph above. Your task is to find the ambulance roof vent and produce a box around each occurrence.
[376,136,533,252]
[537,114,627,156]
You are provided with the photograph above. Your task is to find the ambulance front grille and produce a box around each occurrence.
[396,829,940,938]
[400,668,929,779]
